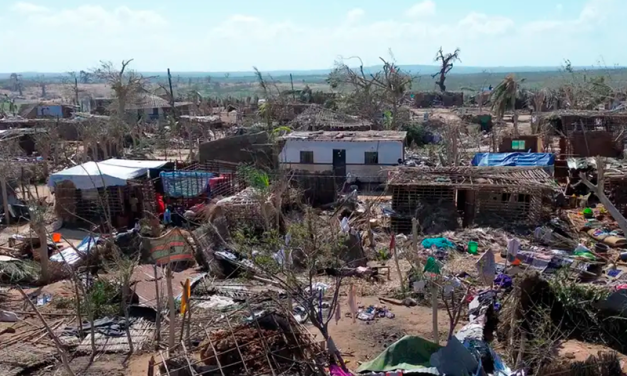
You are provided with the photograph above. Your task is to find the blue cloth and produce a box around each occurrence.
[421,237,455,249]
[160,171,214,198]
[471,152,555,167]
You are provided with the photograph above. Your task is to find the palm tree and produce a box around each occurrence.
[491,75,525,136]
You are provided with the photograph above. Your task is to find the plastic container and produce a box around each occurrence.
[468,241,478,255]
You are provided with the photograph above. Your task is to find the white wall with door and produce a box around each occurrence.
[279,139,404,182]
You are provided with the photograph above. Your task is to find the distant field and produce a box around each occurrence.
[2,67,627,100]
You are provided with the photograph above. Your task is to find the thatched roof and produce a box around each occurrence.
[288,105,372,131]
[541,110,627,121]
[387,166,557,190]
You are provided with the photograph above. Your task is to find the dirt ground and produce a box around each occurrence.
[559,339,627,371]
[318,295,459,367]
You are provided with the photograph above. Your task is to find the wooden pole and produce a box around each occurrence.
[391,236,405,295]
[432,279,439,345]
[1,177,10,225]
[35,223,50,283]
[166,264,175,350]
[153,265,161,349]
[412,218,418,253]
[147,356,155,376]
[17,286,76,376]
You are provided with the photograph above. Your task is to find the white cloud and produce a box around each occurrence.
[11,2,47,13]
[0,0,624,72]
[346,8,365,23]
[406,1,436,18]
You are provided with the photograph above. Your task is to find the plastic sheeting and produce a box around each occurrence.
[48,159,167,190]
[50,236,99,265]
[160,171,214,198]
[471,153,555,167]
[356,335,441,373]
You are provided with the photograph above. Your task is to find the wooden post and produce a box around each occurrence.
[1,177,10,225]
[412,218,418,253]
[153,265,161,349]
[36,223,50,283]
[166,264,175,350]
[147,356,155,376]
[432,279,439,345]
[391,236,405,295]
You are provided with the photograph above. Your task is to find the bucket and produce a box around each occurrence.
[468,241,478,255]
[52,233,61,243]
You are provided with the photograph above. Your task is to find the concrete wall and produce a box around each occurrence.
[279,139,403,165]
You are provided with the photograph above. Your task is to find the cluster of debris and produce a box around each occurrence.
[3,102,627,376]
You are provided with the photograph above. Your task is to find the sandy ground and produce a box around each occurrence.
[319,295,459,367]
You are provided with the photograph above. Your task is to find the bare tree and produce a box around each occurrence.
[327,55,413,129]
[432,47,461,92]
[93,59,148,116]
[92,59,149,151]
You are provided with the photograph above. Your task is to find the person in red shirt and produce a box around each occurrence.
[155,193,165,215]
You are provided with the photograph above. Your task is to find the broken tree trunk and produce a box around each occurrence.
[34,223,50,283]
[579,157,627,236]
[1,177,10,225]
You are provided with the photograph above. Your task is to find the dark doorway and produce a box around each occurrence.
[457,190,476,227]
[332,149,346,186]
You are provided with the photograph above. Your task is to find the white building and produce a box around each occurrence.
[278,130,406,182]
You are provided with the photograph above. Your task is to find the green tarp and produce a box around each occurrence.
[356,335,442,373]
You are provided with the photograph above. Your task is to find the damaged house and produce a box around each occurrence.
[541,110,627,157]
[387,166,557,234]
[278,131,406,184]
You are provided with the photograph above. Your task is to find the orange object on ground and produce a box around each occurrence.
[52,233,61,243]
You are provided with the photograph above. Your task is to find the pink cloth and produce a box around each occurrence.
[329,364,351,376]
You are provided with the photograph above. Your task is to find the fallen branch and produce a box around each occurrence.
[16,286,76,376]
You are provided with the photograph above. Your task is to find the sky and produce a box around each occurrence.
[0,0,624,73]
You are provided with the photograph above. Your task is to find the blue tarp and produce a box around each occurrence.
[160,171,214,198]
[471,153,555,167]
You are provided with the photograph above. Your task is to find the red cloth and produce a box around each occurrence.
[156,193,165,215]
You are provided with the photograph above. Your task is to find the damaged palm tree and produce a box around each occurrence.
[253,67,290,131]
[491,74,524,137]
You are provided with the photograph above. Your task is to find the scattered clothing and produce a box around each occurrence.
[422,237,455,250]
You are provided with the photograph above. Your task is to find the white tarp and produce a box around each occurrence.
[100,159,168,169]
[48,159,167,191]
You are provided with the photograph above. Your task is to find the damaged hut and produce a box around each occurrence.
[387,166,557,234]
[541,111,627,157]
[48,159,168,229]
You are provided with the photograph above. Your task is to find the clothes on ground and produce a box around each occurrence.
[421,237,455,249]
